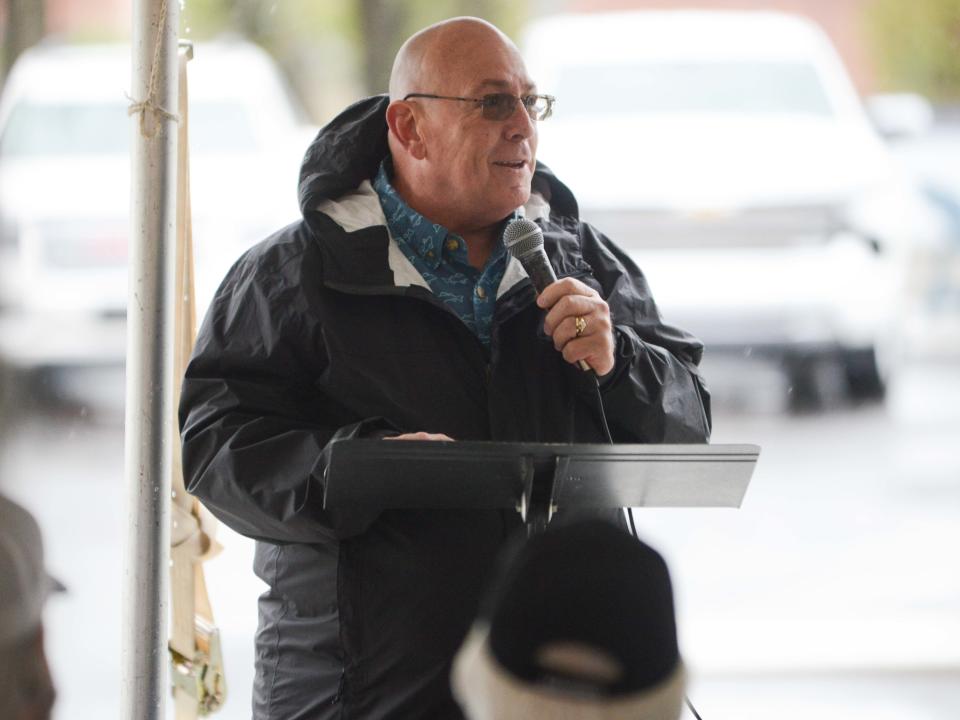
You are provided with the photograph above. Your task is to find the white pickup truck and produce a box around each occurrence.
[524,10,935,403]
[0,40,309,374]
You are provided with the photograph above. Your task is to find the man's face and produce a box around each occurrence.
[416,38,539,231]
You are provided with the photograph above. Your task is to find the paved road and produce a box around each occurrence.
[1,356,958,719]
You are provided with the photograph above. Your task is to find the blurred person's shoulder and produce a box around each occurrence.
[0,491,64,643]
[0,492,59,720]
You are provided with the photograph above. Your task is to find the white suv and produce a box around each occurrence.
[525,11,933,402]
[0,40,308,370]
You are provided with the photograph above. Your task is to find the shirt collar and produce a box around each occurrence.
[373,159,521,271]
[373,159,448,270]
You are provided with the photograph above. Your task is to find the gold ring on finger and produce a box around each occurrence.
[574,315,587,338]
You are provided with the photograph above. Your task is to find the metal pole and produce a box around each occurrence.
[122,0,179,717]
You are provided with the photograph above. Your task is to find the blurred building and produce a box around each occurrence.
[1,0,129,41]
[1,0,129,85]
[46,0,130,36]
[564,0,877,95]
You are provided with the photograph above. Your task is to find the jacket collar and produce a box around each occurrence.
[311,181,533,299]
[373,160,450,272]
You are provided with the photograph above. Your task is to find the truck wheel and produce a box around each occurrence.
[785,354,824,411]
[843,347,888,402]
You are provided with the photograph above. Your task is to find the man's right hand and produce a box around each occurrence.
[384,432,454,441]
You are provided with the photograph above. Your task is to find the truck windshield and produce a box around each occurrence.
[557,61,834,117]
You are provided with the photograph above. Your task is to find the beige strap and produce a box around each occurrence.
[170,43,226,717]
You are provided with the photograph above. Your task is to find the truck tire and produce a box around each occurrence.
[843,347,888,402]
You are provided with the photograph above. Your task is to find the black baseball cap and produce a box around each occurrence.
[452,520,685,719]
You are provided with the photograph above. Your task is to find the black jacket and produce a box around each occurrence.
[180,95,711,720]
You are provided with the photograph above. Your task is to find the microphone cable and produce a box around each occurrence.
[588,374,639,537]
[686,697,705,720]
[589,372,706,720]
[591,372,614,445]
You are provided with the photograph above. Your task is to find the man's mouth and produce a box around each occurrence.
[493,160,527,169]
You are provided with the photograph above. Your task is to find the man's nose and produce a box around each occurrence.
[503,99,536,141]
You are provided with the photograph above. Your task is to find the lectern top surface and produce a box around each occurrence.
[323,439,760,511]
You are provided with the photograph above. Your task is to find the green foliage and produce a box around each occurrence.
[400,0,528,38]
[179,0,235,40]
[865,0,960,100]
[354,0,530,95]
[177,0,526,54]
[180,0,355,45]
[174,0,531,122]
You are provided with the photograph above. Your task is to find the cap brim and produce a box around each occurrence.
[452,625,686,720]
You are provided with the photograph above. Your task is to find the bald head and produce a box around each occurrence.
[383,16,538,241]
[389,17,521,100]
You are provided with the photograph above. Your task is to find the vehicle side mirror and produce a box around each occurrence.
[865,93,934,141]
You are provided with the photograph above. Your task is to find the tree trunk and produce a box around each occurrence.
[357,0,406,95]
[2,0,46,86]
[230,0,270,43]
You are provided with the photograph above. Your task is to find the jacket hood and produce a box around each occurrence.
[299,95,392,215]
[297,94,580,221]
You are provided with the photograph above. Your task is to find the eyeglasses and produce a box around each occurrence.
[403,92,555,121]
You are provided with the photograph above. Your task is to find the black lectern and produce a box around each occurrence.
[323,440,759,533]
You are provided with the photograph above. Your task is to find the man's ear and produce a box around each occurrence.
[386,101,427,160]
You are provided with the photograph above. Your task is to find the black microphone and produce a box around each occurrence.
[503,218,591,372]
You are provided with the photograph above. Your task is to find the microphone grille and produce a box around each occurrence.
[502,218,544,259]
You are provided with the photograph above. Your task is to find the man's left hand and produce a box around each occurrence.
[537,277,615,377]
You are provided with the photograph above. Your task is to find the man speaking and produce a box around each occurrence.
[180,16,710,720]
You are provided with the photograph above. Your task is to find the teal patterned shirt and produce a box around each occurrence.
[373,160,510,349]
